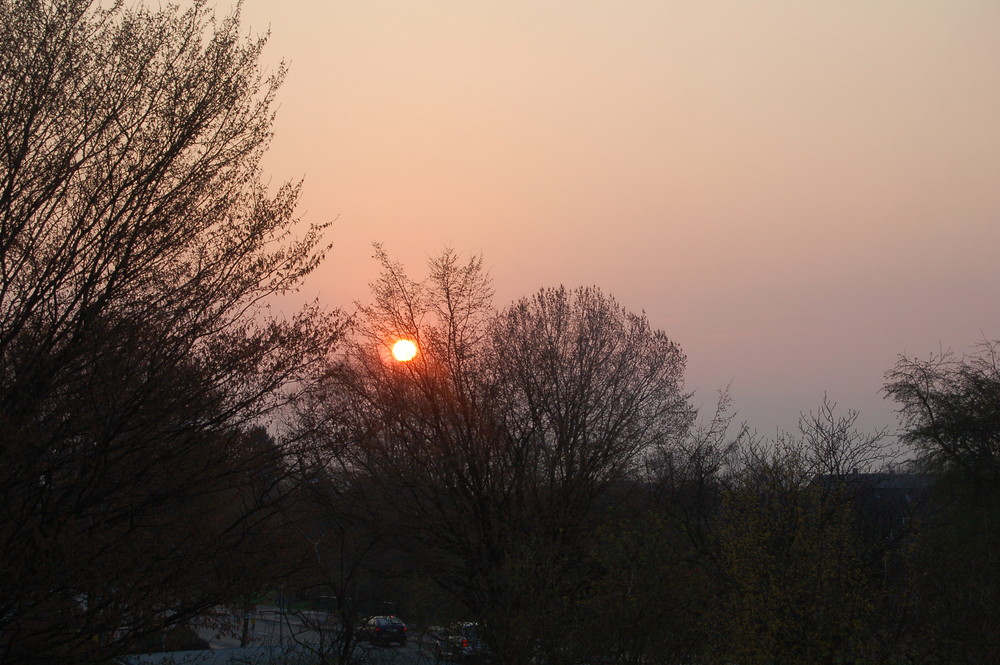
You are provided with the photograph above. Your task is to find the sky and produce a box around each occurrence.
[226,0,1000,440]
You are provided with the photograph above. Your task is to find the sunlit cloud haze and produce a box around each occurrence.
[228,0,1000,438]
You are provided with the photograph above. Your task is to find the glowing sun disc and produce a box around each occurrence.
[392,339,418,362]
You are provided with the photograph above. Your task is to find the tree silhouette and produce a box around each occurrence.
[0,1,339,661]
[304,247,692,663]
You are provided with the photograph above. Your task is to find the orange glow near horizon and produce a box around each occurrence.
[391,339,418,362]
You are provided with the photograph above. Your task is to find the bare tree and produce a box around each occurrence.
[0,0,339,661]
[799,397,892,478]
[306,248,693,663]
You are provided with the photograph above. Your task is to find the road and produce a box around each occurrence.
[192,607,442,664]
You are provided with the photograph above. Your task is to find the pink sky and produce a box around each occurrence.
[233,0,1000,438]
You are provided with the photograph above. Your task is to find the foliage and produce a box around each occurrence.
[886,342,1000,663]
[678,400,894,665]
[0,0,338,661]
[716,437,872,665]
[573,512,714,665]
[886,341,1000,486]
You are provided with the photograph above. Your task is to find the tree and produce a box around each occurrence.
[0,0,338,661]
[572,511,715,665]
[710,402,893,665]
[885,342,1000,663]
[885,342,1000,486]
[279,432,400,665]
[485,285,693,664]
[305,247,693,663]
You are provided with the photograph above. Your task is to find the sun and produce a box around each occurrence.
[391,339,418,362]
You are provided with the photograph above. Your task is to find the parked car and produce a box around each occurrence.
[357,615,407,646]
[433,622,492,663]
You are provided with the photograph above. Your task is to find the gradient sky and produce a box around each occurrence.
[229,0,1000,439]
